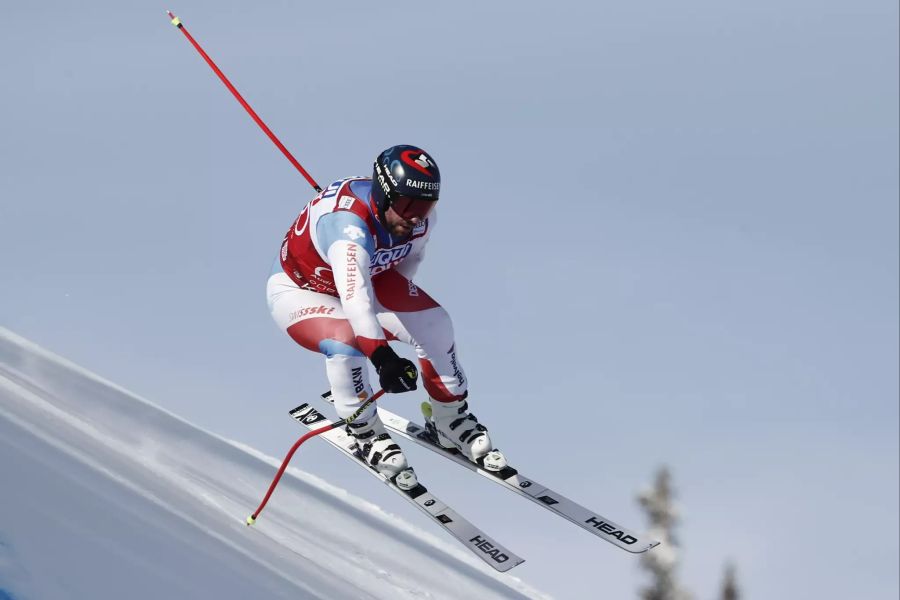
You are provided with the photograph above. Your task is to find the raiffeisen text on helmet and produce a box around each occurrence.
[405,179,440,191]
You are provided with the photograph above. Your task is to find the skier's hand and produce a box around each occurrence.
[370,346,418,394]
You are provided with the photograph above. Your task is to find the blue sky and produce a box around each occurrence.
[1,1,897,598]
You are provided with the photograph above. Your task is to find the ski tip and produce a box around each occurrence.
[490,556,526,573]
[245,515,256,526]
[625,540,662,554]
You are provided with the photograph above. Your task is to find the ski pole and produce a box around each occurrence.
[246,389,385,525]
[165,11,322,193]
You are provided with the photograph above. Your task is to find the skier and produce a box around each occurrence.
[267,145,502,490]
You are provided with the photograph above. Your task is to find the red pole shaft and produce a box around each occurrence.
[248,422,336,522]
[246,389,385,524]
[166,11,322,193]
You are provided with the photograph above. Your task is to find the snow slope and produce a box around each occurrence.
[0,328,547,600]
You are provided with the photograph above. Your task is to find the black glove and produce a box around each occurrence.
[370,345,418,393]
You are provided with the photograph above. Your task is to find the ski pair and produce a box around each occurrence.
[373,404,660,554]
[289,404,525,573]
[291,398,659,565]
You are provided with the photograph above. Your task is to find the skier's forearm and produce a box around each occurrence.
[327,240,388,356]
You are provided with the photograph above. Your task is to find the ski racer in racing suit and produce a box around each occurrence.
[266,145,504,489]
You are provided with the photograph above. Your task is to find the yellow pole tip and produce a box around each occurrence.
[246,515,256,526]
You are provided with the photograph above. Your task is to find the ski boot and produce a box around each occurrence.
[422,397,508,472]
[346,412,418,491]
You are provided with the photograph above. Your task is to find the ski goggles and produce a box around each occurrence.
[389,194,437,220]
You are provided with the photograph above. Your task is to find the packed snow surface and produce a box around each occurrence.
[0,328,547,600]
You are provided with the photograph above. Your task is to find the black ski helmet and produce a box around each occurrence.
[371,145,440,220]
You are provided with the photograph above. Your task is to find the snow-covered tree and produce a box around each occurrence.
[636,466,693,600]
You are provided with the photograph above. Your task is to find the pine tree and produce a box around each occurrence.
[720,562,739,600]
[636,466,693,600]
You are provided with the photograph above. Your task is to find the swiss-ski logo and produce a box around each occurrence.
[343,225,366,240]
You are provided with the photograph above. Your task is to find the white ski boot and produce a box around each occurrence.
[346,413,418,491]
[423,397,508,472]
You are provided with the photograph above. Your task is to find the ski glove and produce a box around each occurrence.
[370,345,418,394]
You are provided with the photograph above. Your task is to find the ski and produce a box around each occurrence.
[375,405,660,554]
[288,404,525,573]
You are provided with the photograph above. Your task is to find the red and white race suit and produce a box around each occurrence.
[267,177,467,421]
